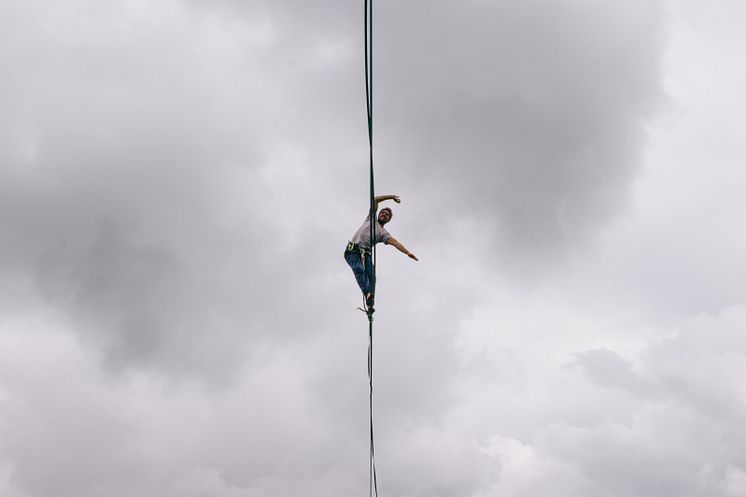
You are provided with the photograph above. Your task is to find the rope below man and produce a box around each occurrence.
[344,194,419,314]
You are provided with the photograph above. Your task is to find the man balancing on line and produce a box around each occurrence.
[344,194,418,313]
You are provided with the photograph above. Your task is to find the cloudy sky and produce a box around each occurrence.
[2,0,746,495]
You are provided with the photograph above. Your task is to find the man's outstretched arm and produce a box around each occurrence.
[385,236,418,261]
[373,194,401,211]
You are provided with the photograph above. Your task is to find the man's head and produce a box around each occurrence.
[378,207,392,225]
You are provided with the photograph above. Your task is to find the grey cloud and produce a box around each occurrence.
[645,306,746,425]
[0,0,294,376]
[4,1,736,497]
[531,306,746,497]
[536,420,714,497]
[184,0,666,265]
[375,0,663,262]
[0,0,668,377]
[572,348,656,396]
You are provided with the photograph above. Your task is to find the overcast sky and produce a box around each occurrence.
[2,0,746,496]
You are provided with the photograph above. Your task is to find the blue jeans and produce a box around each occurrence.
[344,247,375,296]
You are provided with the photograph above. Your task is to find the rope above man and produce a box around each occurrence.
[344,194,419,314]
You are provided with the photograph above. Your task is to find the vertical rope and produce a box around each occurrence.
[365,0,375,253]
[364,1,378,497]
[368,318,378,497]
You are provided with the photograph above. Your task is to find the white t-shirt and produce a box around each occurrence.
[350,214,391,249]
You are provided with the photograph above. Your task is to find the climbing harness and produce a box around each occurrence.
[346,241,370,269]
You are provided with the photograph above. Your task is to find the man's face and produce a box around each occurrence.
[378,210,391,224]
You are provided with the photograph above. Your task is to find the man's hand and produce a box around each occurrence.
[392,195,401,204]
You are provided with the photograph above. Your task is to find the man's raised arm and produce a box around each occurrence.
[373,194,401,211]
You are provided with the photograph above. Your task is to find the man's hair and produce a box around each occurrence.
[380,207,392,217]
